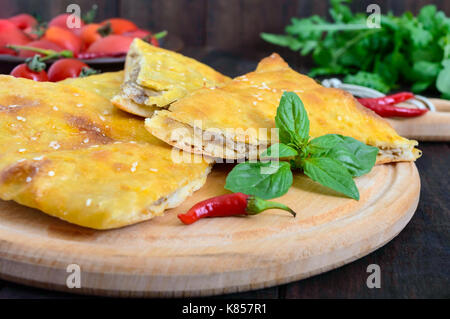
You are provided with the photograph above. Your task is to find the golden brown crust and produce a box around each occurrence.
[111,38,231,117]
[0,75,211,229]
[111,94,158,117]
[146,53,420,163]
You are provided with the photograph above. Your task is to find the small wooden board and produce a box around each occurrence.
[387,98,450,141]
[0,162,420,297]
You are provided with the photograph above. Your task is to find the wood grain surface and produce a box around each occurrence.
[0,50,447,299]
[1,0,449,50]
[386,99,450,141]
[0,162,419,297]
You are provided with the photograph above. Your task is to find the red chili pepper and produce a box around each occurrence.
[357,92,428,117]
[178,192,296,225]
[359,92,414,106]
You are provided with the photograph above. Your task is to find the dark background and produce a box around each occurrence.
[0,0,449,299]
[1,0,449,51]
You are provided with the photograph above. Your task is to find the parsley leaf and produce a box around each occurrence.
[261,1,450,99]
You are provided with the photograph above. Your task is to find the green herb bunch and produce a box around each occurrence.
[261,0,450,98]
[225,92,378,200]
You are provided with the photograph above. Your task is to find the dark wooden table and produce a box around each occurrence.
[0,49,449,299]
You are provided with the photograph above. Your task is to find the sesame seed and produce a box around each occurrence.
[48,171,55,177]
[83,138,89,143]
[33,156,44,160]
[18,148,26,153]
[26,177,32,183]
[99,115,106,121]
[149,168,158,172]
[73,93,80,96]
[253,101,257,106]
[17,159,26,162]
[49,141,60,150]
[31,136,37,141]
[86,199,92,207]
[76,103,83,107]
[53,106,59,111]
[131,162,138,172]
[16,116,26,122]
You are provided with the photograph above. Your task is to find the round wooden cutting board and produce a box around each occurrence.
[386,98,450,141]
[0,162,420,297]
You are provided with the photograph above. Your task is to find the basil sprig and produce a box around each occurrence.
[225,92,378,200]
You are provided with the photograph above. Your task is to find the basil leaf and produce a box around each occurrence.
[275,92,309,146]
[260,143,298,159]
[303,157,359,200]
[225,161,293,199]
[309,134,378,177]
[308,134,341,153]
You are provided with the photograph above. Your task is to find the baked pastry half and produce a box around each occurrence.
[111,38,231,117]
[146,53,420,164]
[0,74,211,229]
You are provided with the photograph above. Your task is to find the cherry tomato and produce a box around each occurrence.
[8,14,37,30]
[23,26,39,40]
[101,18,137,34]
[87,35,134,55]
[48,13,84,33]
[47,58,89,82]
[123,29,151,39]
[17,40,64,58]
[43,26,82,54]
[0,19,30,55]
[10,63,48,81]
[80,23,103,49]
